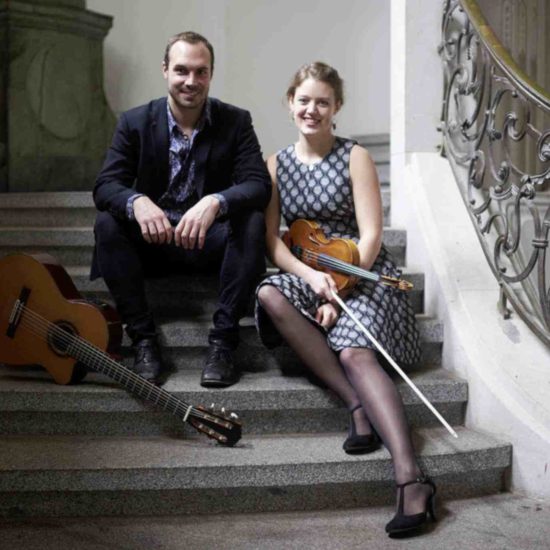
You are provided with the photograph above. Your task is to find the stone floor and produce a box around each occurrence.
[1,493,548,550]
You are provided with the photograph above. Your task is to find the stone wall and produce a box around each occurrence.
[3,0,115,192]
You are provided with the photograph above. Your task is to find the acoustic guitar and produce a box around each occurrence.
[0,253,241,446]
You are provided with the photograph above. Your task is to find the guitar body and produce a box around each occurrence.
[0,253,121,384]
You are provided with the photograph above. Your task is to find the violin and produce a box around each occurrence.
[282,219,413,292]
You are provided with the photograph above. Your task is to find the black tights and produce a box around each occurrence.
[257,285,431,515]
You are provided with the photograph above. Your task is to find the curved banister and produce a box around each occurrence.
[460,0,550,110]
[439,0,550,347]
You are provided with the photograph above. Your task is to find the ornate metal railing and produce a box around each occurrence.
[439,0,550,346]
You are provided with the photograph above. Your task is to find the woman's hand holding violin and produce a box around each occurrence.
[304,269,338,303]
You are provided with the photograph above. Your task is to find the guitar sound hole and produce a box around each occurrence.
[47,321,78,357]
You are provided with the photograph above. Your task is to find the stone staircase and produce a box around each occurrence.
[0,138,512,519]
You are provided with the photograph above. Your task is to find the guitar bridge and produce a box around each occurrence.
[6,287,31,338]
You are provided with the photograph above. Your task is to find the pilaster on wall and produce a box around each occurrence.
[390,0,442,265]
[2,0,116,192]
[0,2,8,191]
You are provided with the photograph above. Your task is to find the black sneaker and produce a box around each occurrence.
[132,338,163,383]
[200,343,239,388]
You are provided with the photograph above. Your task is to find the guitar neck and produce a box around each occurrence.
[69,339,193,421]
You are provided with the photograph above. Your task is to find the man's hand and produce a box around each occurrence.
[315,303,340,329]
[174,195,220,249]
[133,196,173,244]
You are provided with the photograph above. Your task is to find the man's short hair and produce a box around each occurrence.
[163,31,215,73]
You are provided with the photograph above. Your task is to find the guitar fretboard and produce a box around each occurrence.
[69,341,193,421]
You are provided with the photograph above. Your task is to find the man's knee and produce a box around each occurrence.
[228,210,266,275]
[244,209,266,232]
[94,211,141,249]
[94,211,123,242]
[231,210,265,244]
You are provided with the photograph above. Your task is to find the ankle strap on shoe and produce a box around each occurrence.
[395,475,430,489]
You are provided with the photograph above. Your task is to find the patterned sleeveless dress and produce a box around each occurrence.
[255,137,421,366]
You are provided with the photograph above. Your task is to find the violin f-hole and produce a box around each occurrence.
[308,234,321,247]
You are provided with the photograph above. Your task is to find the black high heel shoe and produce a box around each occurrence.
[385,476,437,537]
[342,404,380,454]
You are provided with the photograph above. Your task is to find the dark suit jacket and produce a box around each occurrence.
[93,96,271,217]
[91,96,271,278]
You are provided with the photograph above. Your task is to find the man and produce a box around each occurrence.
[91,31,271,388]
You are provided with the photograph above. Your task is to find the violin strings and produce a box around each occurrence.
[301,248,411,290]
[294,246,381,282]
[14,304,215,423]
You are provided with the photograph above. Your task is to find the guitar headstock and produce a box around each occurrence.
[187,404,242,446]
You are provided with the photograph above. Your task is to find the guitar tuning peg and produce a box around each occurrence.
[230,412,239,420]
[221,407,226,415]
[209,403,215,411]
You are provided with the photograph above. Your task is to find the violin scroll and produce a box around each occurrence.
[380,275,414,292]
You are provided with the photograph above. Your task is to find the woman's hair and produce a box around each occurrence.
[286,62,344,105]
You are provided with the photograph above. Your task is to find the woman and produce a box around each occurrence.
[255,62,436,536]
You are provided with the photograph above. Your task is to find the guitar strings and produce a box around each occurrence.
[17,308,176,406]
[18,309,217,425]
[18,308,196,418]
[14,304,216,423]
[19,311,190,417]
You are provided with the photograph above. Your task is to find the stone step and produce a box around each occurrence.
[0,188,392,225]
[0,192,97,227]
[0,226,407,269]
[0,313,442,376]
[0,426,511,517]
[382,185,390,217]
[71,267,425,315]
[352,135,389,165]
[0,366,466,436]
[353,133,390,146]
[1,493,547,549]
[351,135,389,185]
[99,314,441,372]
[368,146,389,166]
[378,163,389,186]
[130,313,442,350]
[72,266,424,294]
[0,303,441,377]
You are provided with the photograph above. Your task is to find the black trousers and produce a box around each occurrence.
[93,209,266,349]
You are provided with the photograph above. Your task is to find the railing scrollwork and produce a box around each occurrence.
[439,0,550,346]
